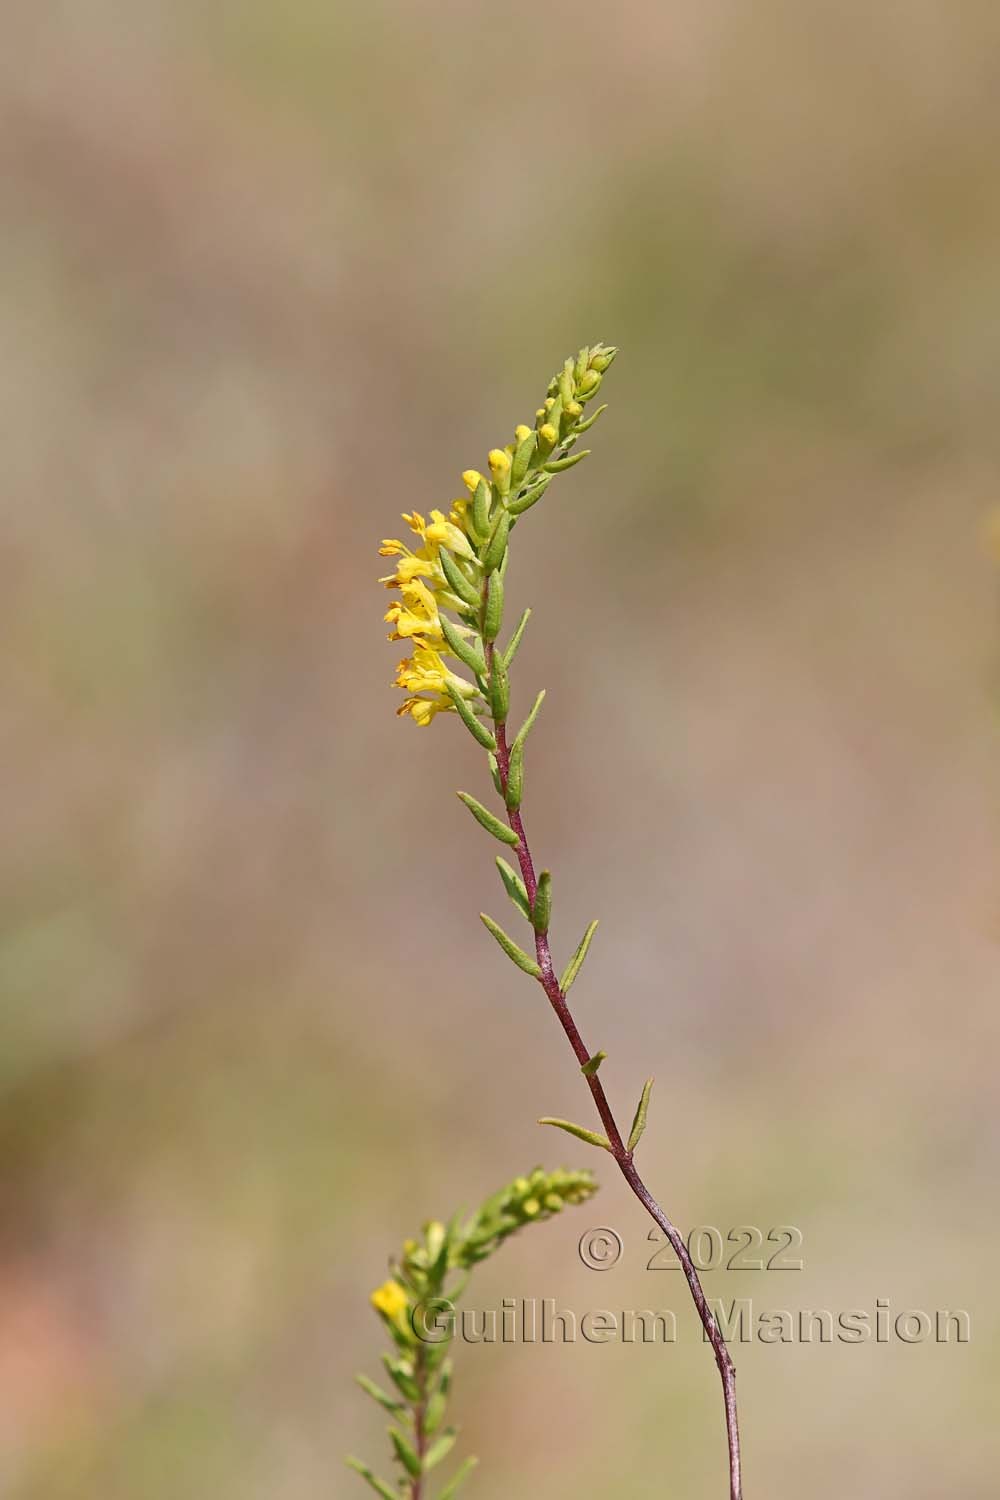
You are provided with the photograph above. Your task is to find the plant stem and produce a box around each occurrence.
[484,639,743,1500]
[410,1345,428,1500]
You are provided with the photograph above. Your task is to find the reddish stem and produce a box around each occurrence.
[486,640,743,1500]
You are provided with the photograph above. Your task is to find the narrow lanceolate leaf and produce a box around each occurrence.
[488,660,509,724]
[446,684,496,750]
[505,739,524,811]
[382,1355,421,1402]
[543,449,590,474]
[355,1374,405,1416]
[508,472,551,515]
[628,1077,655,1154]
[480,914,542,977]
[439,1456,479,1499]
[439,546,482,608]
[581,1050,607,1077]
[488,752,503,797]
[390,1428,423,1480]
[512,689,545,752]
[537,1117,612,1152]
[496,856,530,919]
[502,608,531,668]
[424,1428,459,1470]
[575,402,608,433]
[345,1458,399,1500]
[424,1388,448,1436]
[482,508,509,574]
[457,791,519,846]
[471,479,492,542]
[510,431,537,487]
[531,870,552,934]
[482,571,504,642]
[441,615,486,675]
[559,919,598,994]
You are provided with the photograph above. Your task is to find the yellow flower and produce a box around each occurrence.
[394,644,472,698]
[424,512,474,560]
[384,578,444,644]
[397,694,453,727]
[514,424,533,442]
[371,1279,410,1323]
[488,448,511,478]
[462,469,484,494]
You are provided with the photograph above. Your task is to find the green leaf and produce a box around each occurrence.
[505,740,524,811]
[482,572,504,642]
[511,689,545,752]
[424,1388,448,1436]
[382,1355,421,1402]
[457,791,519,846]
[559,919,598,994]
[628,1077,655,1154]
[508,473,551,516]
[446,684,496,750]
[581,1050,607,1077]
[345,1457,399,1500]
[481,508,509,574]
[502,608,531,668]
[531,870,552,933]
[480,914,542,977]
[439,1456,479,1499]
[496,857,530,919]
[471,479,492,542]
[575,402,608,433]
[439,547,482,608]
[424,1427,459,1470]
[355,1374,405,1416]
[390,1427,423,1480]
[537,1117,612,1152]
[543,449,590,474]
[488,660,509,723]
[440,616,486,675]
[510,431,537,487]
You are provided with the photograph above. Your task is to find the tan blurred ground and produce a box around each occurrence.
[1,2,998,1496]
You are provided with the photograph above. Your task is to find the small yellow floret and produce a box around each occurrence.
[488,448,511,477]
[539,423,557,445]
[397,694,452,726]
[514,424,533,442]
[462,469,484,494]
[370,1279,410,1321]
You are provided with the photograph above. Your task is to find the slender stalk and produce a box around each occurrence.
[484,635,743,1500]
[410,1346,428,1500]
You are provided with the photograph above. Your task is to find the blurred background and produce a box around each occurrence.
[2,1,999,1496]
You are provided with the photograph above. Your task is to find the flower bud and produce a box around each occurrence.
[462,468,484,493]
[537,423,558,459]
[488,447,511,495]
[589,345,617,372]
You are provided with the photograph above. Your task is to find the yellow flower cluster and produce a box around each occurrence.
[380,505,481,726]
[379,343,616,726]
